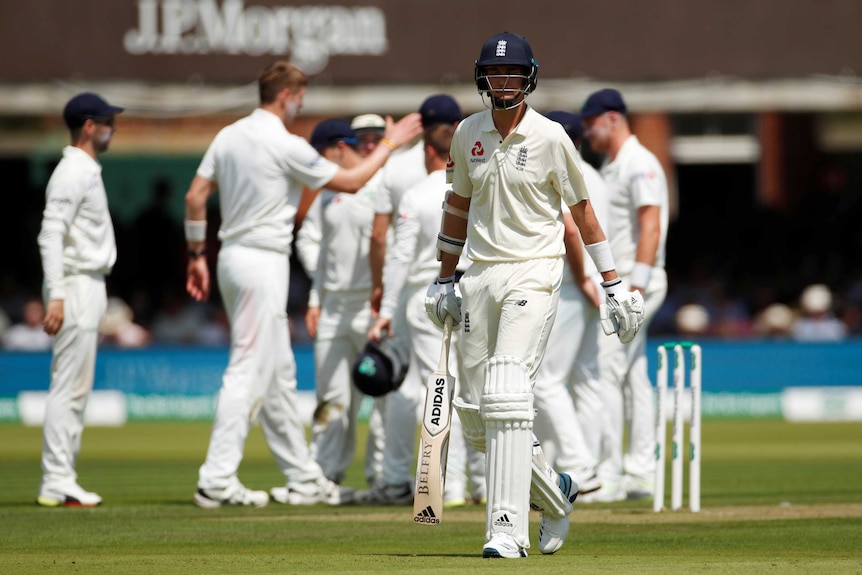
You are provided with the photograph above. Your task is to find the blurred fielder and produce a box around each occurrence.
[184,60,421,508]
[580,88,669,501]
[36,92,123,508]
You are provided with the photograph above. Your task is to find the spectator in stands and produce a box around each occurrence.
[791,284,847,342]
[2,298,52,351]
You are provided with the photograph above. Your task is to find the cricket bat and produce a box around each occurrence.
[413,315,455,526]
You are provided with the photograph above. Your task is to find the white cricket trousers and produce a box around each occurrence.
[41,273,107,489]
[198,245,322,490]
[311,289,373,484]
[598,269,668,485]
[532,279,605,480]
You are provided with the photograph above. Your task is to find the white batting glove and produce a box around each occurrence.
[599,278,645,344]
[424,276,462,330]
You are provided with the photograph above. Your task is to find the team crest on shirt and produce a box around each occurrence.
[515,146,528,171]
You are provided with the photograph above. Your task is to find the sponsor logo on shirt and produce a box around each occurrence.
[471,141,484,156]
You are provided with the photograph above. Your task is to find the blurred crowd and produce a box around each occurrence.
[2,268,858,352]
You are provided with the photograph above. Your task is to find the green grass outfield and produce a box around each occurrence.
[1,420,861,574]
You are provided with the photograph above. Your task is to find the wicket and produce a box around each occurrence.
[654,342,701,512]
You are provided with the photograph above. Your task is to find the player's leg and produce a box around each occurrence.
[481,356,534,558]
[196,246,276,507]
[593,333,627,502]
[38,274,106,507]
[355,289,423,504]
[482,258,566,557]
[532,281,597,490]
[364,396,386,488]
[622,270,667,498]
[309,292,369,483]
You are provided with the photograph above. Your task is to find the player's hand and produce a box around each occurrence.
[43,299,64,335]
[367,316,391,343]
[425,276,461,330]
[186,257,210,301]
[305,306,320,339]
[384,112,423,148]
[599,278,645,344]
[579,277,602,308]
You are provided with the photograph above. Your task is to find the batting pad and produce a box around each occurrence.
[529,433,574,519]
[481,356,533,549]
[453,398,485,452]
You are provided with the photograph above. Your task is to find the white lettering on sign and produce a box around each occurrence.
[123,0,388,73]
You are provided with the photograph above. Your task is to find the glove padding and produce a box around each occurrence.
[424,276,462,330]
[600,289,645,344]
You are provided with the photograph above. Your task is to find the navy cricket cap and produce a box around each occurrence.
[419,94,462,128]
[63,92,124,129]
[546,110,583,142]
[310,119,358,151]
[351,336,408,397]
[580,88,627,118]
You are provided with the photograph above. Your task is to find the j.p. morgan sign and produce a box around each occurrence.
[123,0,388,73]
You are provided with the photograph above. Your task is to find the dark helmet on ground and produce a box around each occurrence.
[474,32,538,95]
[351,336,409,397]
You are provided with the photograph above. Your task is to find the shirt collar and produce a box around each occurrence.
[63,145,102,173]
[479,104,535,138]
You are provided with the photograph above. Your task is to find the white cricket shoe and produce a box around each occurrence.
[483,533,528,559]
[37,483,102,508]
[194,482,269,509]
[270,477,354,505]
[353,482,412,505]
[538,472,579,555]
[577,472,602,495]
[623,475,654,500]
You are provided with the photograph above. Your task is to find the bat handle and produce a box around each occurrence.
[442,315,453,366]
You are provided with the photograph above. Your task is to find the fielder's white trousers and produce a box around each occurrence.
[598,269,668,485]
[311,289,373,483]
[532,280,605,481]
[198,245,323,490]
[41,273,106,489]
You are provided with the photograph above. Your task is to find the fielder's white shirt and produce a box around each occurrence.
[38,146,117,300]
[563,160,609,284]
[197,108,339,254]
[600,135,669,274]
[448,106,590,262]
[295,171,382,307]
[373,137,426,215]
[379,169,470,319]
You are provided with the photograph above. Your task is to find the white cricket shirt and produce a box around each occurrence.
[197,108,339,253]
[373,137,426,215]
[38,146,117,300]
[295,171,382,307]
[599,135,669,274]
[447,106,590,262]
[563,160,609,284]
[379,169,470,319]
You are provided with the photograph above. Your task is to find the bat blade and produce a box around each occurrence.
[413,317,455,526]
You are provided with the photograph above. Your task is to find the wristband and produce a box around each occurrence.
[436,275,455,285]
[601,277,622,297]
[187,248,207,259]
[381,138,398,150]
[585,240,615,273]
[631,262,652,290]
[184,219,207,242]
